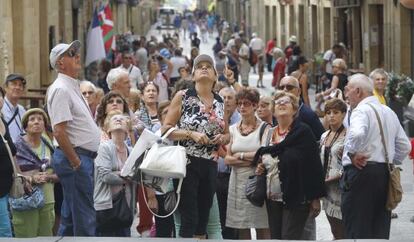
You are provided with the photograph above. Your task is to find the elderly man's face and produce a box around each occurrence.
[220,90,237,113]
[344,83,361,109]
[278,78,300,97]
[59,47,81,77]
[113,74,132,98]
[5,79,25,101]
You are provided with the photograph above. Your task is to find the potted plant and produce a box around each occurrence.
[386,72,414,124]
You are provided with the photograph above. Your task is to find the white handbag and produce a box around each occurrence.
[139,127,187,179]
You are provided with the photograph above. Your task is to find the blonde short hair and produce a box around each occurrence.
[332,58,347,71]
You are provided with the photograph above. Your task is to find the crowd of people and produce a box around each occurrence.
[0,9,412,241]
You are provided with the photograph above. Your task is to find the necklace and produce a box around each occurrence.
[239,118,258,136]
[276,126,290,136]
[322,125,345,178]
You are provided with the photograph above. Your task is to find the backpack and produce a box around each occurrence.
[249,47,258,66]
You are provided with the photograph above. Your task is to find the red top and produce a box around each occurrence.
[266,39,276,54]
[272,58,286,87]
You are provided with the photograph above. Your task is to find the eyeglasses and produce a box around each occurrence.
[123,56,132,60]
[278,84,298,91]
[108,98,124,105]
[65,49,78,58]
[82,91,94,96]
[274,96,292,105]
[237,101,253,107]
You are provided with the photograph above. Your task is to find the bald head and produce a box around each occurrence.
[279,76,301,97]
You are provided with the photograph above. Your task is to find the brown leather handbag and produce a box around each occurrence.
[368,104,403,211]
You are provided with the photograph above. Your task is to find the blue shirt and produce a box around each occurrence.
[1,97,26,142]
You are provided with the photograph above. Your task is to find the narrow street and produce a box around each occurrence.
[143,23,414,241]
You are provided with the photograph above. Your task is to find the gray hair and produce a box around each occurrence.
[106,68,129,90]
[219,87,236,97]
[348,73,374,94]
[369,68,388,81]
[272,48,285,59]
[80,80,96,91]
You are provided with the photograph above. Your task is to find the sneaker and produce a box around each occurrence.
[140,230,151,238]
[391,212,398,219]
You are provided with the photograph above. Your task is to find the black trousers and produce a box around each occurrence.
[154,194,175,237]
[341,163,391,239]
[176,155,217,237]
[266,200,310,240]
[266,53,273,72]
[216,172,237,239]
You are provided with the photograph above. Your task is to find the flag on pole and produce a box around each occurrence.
[85,8,106,66]
[98,3,115,54]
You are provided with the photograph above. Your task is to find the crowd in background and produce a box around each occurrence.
[0,8,412,241]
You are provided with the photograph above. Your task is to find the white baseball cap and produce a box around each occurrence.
[49,40,81,69]
[289,35,297,43]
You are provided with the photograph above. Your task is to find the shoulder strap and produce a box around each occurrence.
[40,136,55,154]
[6,108,19,126]
[367,103,390,166]
[140,173,182,218]
[259,122,269,143]
[265,128,274,146]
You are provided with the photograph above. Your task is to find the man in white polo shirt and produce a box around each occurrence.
[117,51,143,89]
[47,40,101,236]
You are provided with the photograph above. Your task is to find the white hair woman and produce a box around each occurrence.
[369,68,388,105]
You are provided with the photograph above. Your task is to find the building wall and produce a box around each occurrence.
[238,0,412,75]
[0,0,155,88]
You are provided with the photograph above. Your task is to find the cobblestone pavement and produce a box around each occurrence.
[132,24,414,240]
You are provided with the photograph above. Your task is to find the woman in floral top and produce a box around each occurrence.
[162,54,228,238]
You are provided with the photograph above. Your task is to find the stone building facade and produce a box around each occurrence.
[0,0,155,89]
[218,0,414,76]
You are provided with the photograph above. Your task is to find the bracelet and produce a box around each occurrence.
[240,152,244,160]
[186,130,192,140]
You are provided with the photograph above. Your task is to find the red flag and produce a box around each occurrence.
[98,4,114,54]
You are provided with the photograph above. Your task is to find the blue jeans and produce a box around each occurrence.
[53,148,96,236]
[0,195,12,237]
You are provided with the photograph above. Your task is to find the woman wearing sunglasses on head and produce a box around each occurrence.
[254,91,326,240]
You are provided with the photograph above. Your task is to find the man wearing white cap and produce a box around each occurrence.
[47,40,101,236]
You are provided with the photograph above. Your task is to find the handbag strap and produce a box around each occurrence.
[161,127,176,140]
[0,134,20,177]
[140,173,182,218]
[367,103,391,172]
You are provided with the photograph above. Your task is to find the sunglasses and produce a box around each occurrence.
[108,99,124,104]
[82,91,94,96]
[237,101,253,107]
[274,96,292,105]
[278,84,298,91]
[65,49,78,58]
